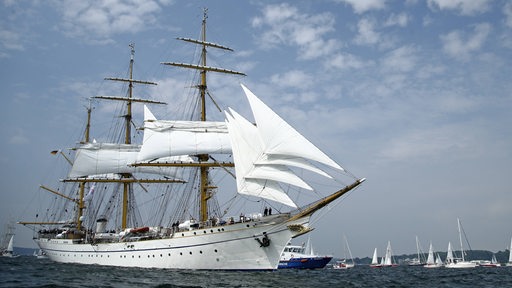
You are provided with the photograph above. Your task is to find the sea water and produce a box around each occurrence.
[1,256,512,287]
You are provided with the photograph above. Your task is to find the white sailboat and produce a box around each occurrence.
[424,242,443,268]
[507,237,512,267]
[369,248,382,268]
[17,10,364,270]
[333,235,355,269]
[1,222,18,258]
[408,236,425,266]
[383,241,398,267]
[445,218,477,268]
[480,254,501,267]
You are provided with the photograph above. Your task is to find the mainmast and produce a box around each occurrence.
[95,44,164,229]
[161,9,245,222]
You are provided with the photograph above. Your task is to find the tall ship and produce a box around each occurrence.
[18,10,364,270]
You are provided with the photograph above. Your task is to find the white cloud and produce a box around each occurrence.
[252,3,341,60]
[440,23,491,61]
[270,70,313,90]
[427,0,491,15]
[354,18,380,46]
[0,26,23,52]
[54,0,166,43]
[335,0,387,14]
[504,2,512,28]
[384,13,410,27]
[325,52,368,70]
[380,45,418,73]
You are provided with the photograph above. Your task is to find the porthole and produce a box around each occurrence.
[203,231,206,234]
[200,251,203,254]
[181,233,184,236]
[210,229,213,233]
[194,232,196,235]
[189,251,192,255]
[148,255,150,258]
[160,254,163,257]
[214,249,218,253]
[180,252,183,256]
[168,253,171,256]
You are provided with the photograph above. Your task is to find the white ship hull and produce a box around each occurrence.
[36,215,310,270]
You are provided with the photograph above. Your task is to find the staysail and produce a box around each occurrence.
[225,85,346,208]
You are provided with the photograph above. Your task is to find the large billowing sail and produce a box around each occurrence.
[224,85,345,208]
[137,106,232,161]
[225,109,299,208]
[68,143,190,179]
[241,84,343,172]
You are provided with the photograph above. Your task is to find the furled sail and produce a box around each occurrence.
[224,85,345,208]
[68,143,190,179]
[137,106,232,161]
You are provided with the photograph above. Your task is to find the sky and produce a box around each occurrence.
[1,0,512,259]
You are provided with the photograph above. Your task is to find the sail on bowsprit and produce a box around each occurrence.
[18,9,364,270]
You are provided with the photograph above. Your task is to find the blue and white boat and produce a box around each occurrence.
[278,238,332,269]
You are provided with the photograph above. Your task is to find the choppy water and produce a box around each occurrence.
[1,256,512,288]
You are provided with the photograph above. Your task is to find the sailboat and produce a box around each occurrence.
[369,248,382,268]
[278,237,332,269]
[1,222,18,258]
[17,10,364,270]
[332,235,355,269]
[507,237,512,267]
[408,236,425,266]
[480,254,501,267]
[424,242,443,268]
[445,218,477,268]
[382,241,398,267]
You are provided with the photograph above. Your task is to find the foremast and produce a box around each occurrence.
[161,9,245,222]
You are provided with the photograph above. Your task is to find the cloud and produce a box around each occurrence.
[0,26,23,53]
[427,0,491,15]
[384,13,410,27]
[380,45,418,73]
[251,3,341,60]
[53,0,167,44]
[504,2,512,28]
[325,52,369,70]
[9,128,28,145]
[270,70,313,90]
[334,0,387,14]
[440,23,491,61]
[354,18,380,46]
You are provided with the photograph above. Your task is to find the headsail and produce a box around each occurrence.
[241,84,343,172]
[225,85,346,208]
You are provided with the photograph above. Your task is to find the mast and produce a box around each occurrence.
[96,44,163,229]
[161,8,245,222]
[76,101,92,231]
[457,218,465,261]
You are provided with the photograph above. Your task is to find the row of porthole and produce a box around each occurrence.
[183,228,225,237]
[182,224,252,237]
[51,249,220,258]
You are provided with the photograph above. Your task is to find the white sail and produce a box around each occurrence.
[509,237,512,264]
[6,236,13,253]
[241,84,344,172]
[435,253,443,265]
[384,241,393,266]
[371,248,379,265]
[138,106,231,161]
[68,143,191,179]
[224,85,347,207]
[225,110,297,207]
[446,242,454,263]
[426,242,435,265]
